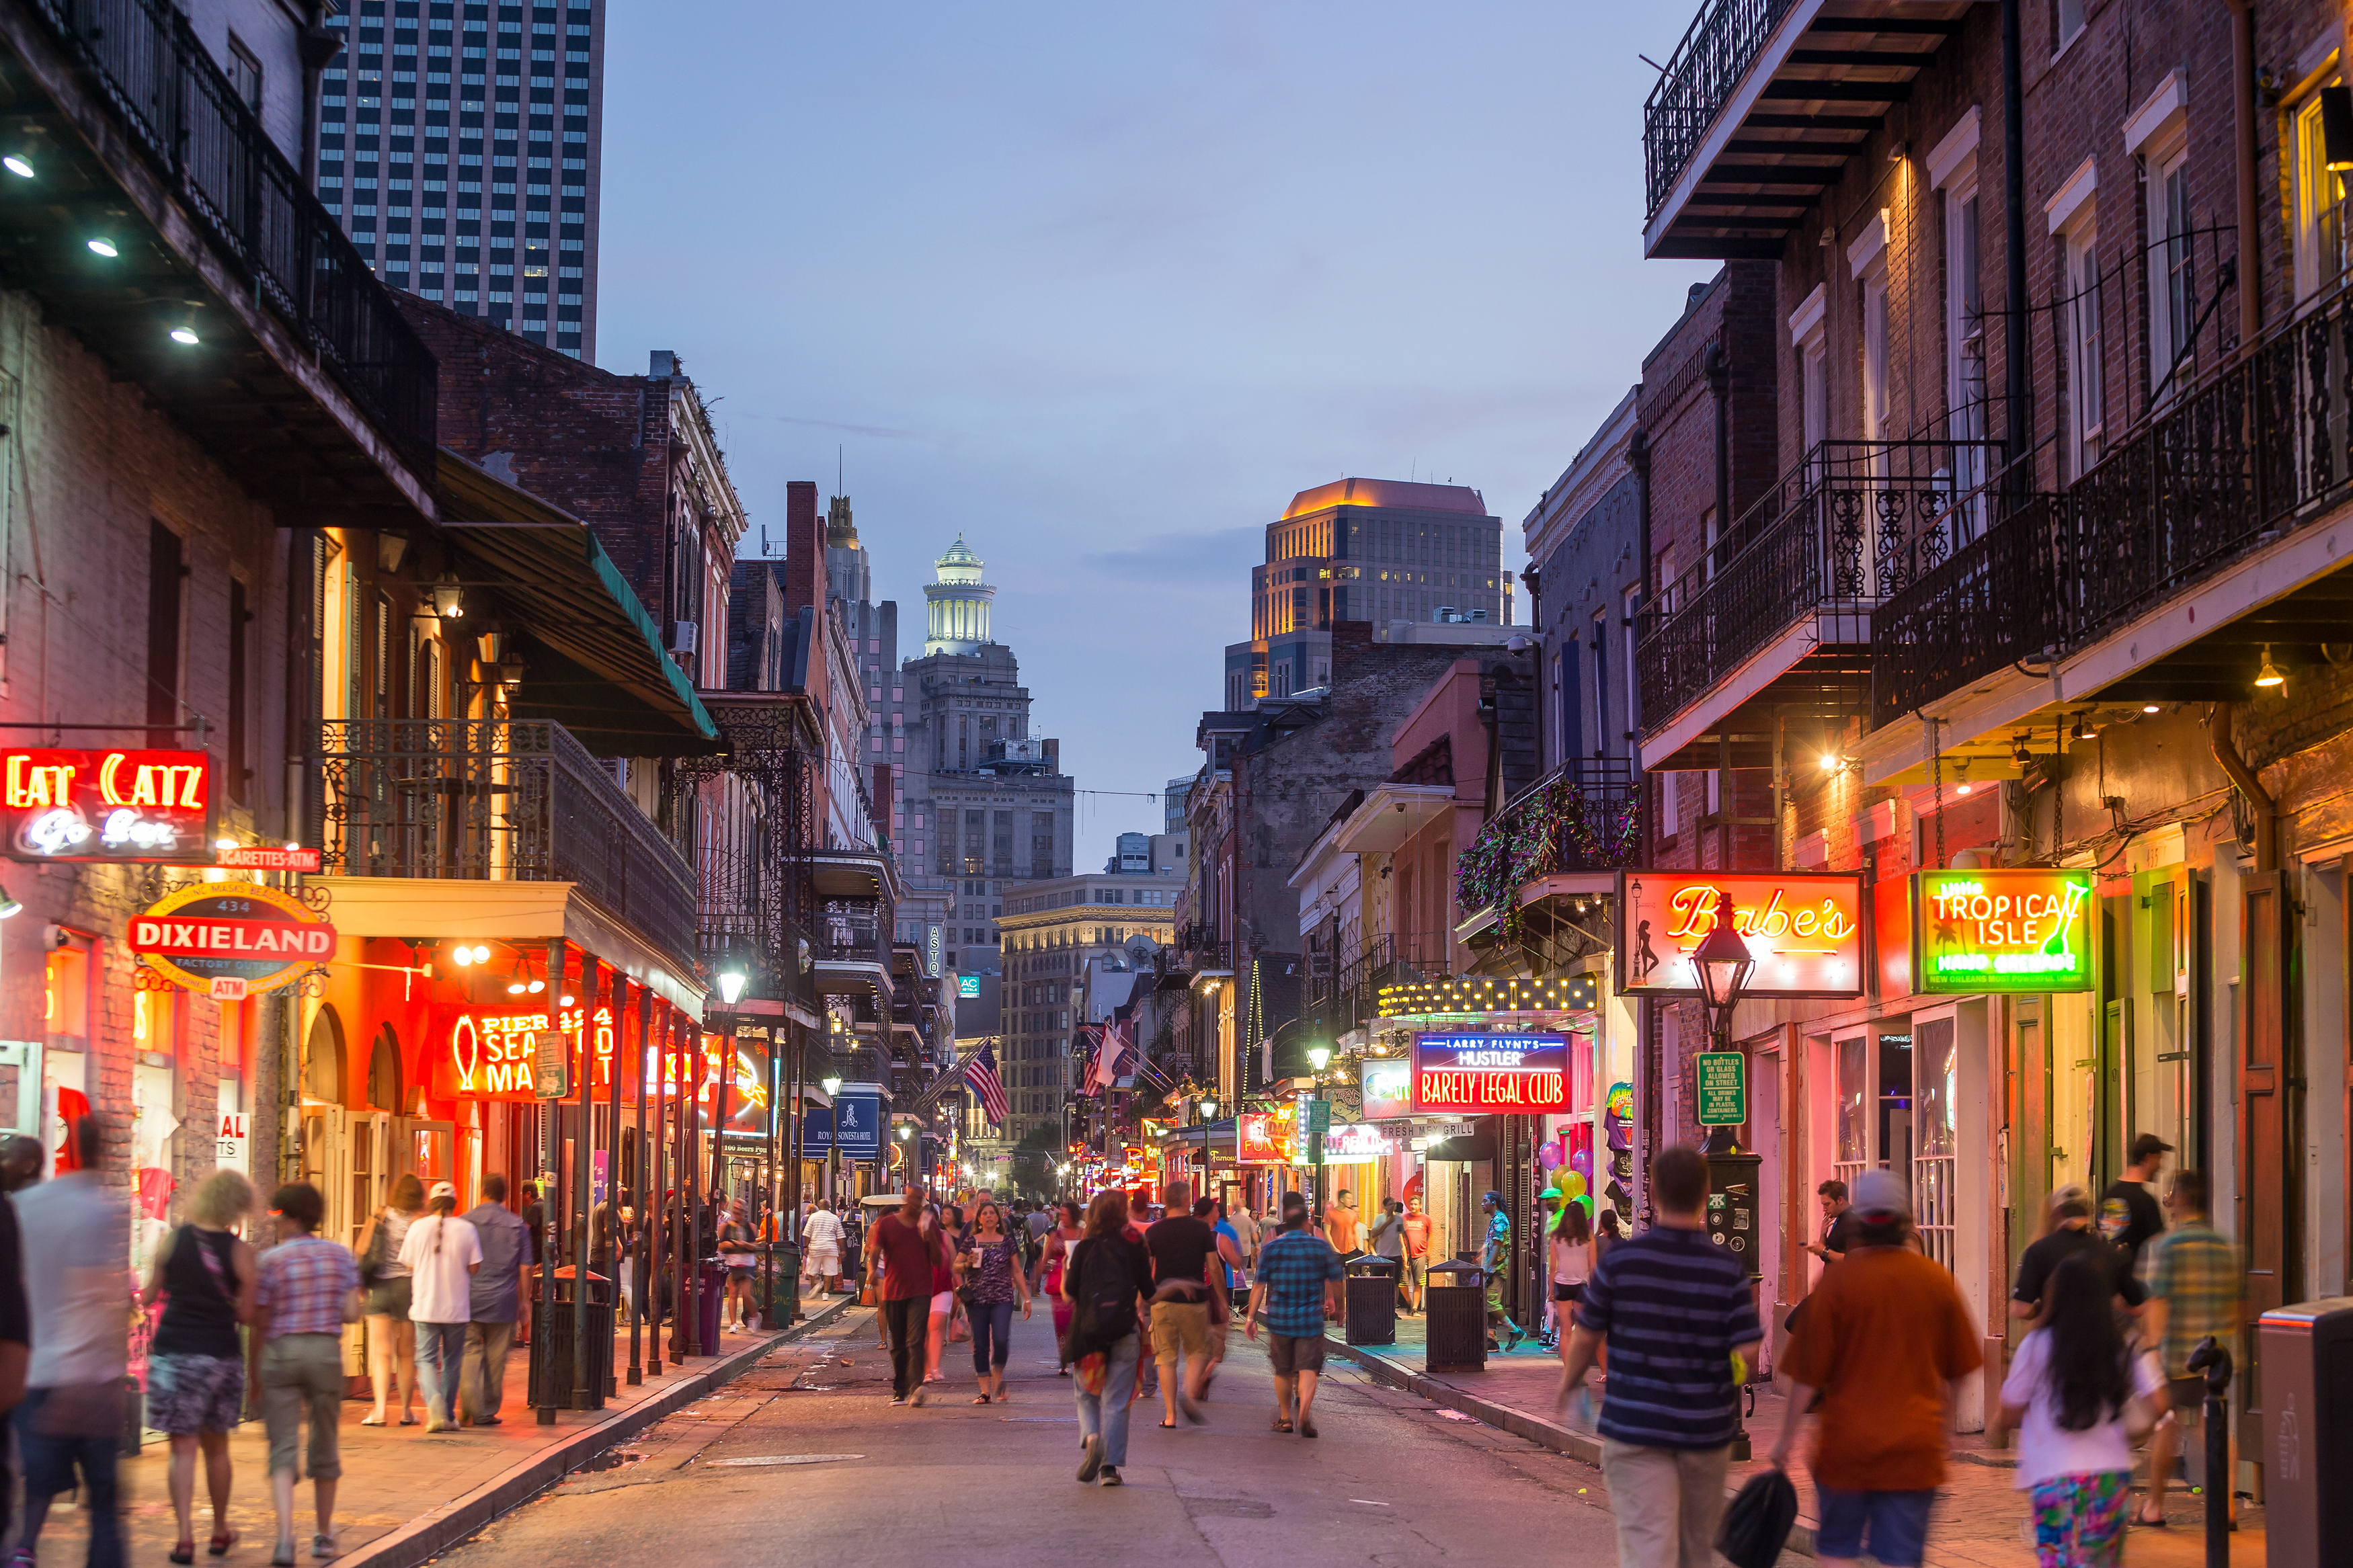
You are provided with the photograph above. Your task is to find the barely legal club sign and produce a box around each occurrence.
[3,749,212,862]
[1616,871,1865,999]
[1412,1032,1568,1114]
[1912,869,2094,993]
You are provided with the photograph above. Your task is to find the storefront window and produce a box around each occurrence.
[1835,1035,1870,1178]
[1915,1018,1957,1272]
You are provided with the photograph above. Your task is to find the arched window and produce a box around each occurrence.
[304,1006,348,1105]
[366,1026,403,1111]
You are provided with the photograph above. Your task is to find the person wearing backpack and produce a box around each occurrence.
[1062,1190,1153,1487]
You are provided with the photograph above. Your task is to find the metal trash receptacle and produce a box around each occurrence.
[1345,1256,1398,1346]
[1424,1259,1486,1372]
[2258,1295,2353,1567]
[528,1274,615,1411]
[757,1243,800,1327]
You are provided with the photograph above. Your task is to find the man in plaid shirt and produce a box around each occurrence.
[1244,1193,1342,1438]
[2136,1169,2237,1526]
[249,1184,361,1563]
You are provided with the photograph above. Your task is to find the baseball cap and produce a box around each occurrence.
[1849,1167,1910,1219]
[428,1180,457,1203]
[2050,1182,2091,1219]
[2127,1132,2173,1163]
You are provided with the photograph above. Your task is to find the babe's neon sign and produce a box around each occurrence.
[1616,871,1866,999]
[2,749,210,862]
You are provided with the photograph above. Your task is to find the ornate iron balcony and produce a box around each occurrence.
[26,0,436,477]
[312,719,697,972]
[1644,0,1800,216]
[1455,760,1642,921]
[1875,277,2353,723]
[1638,439,2005,731]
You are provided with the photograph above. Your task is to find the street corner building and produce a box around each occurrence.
[0,0,959,1422]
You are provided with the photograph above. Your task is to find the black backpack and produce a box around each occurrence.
[1072,1238,1138,1347]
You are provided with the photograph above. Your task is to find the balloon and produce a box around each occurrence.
[1537,1141,1564,1171]
[1570,1148,1593,1179]
[1560,1171,1587,1202]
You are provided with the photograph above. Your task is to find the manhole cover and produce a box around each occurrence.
[702,1454,865,1468]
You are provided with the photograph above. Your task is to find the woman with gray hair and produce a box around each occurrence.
[142,1169,260,1563]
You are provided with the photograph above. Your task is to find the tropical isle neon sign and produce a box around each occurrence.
[1616,872,1866,999]
[1912,870,2094,993]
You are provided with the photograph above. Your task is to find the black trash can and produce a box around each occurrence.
[756,1243,801,1327]
[1424,1259,1486,1372]
[1345,1256,1398,1346]
[528,1274,615,1411]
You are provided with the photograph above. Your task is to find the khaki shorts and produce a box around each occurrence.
[1152,1299,1215,1367]
[1267,1331,1326,1378]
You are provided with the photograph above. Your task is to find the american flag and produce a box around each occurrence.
[965,1040,1008,1125]
[1088,1016,1134,1094]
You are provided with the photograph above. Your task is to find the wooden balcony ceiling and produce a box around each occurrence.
[2080,567,2353,706]
[1643,645,1872,772]
[0,45,428,511]
[1650,5,1968,262]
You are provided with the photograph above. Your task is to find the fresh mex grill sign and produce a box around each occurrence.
[1912,869,2094,993]
[3,749,211,862]
[1616,871,1865,999]
[131,882,335,993]
[1412,1032,1568,1114]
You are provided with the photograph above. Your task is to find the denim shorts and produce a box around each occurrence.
[1815,1487,1936,1568]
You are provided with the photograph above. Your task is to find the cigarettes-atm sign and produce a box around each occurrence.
[1911,869,2094,993]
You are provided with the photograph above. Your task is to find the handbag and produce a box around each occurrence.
[357,1213,389,1288]
[1715,1469,1798,1568]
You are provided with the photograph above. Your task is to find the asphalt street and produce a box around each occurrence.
[439,1303,1636,1567]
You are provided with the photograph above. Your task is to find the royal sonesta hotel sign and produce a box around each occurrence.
[1616,872,1865,999]
[1912,868,2094,993]
[1412,1032,1568,1114]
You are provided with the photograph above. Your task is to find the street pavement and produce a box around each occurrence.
[439,1305,1685,1568]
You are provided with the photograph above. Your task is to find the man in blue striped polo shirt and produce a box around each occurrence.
[1560,1145,1761,1568]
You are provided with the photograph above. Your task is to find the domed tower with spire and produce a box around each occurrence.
[922,534,996,655]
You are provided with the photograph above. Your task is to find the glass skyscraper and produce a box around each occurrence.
[314,0,602,360]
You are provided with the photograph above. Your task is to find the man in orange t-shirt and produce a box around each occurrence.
[1769,1167,1981,1568]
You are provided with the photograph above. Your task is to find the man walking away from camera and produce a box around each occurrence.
[1560,1147,1761,1568]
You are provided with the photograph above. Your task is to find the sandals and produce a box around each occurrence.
[1158,1417,1178,1428]
[171,1546,198,1565]
[210,1528,239,1557]
[1271,1415,1293,1433]
[971,1394,991,1405]
[359,1413,386,1427]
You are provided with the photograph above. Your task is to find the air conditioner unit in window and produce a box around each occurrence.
[669,620,698,654]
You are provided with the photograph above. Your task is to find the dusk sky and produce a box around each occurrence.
[598,4,1716,870]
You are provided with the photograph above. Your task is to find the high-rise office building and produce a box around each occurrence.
[1225,478,1512,708]
[313,0,604,360]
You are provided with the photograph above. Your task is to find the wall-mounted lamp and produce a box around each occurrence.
[2255,644,2286,689]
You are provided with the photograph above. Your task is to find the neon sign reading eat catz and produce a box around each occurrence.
[1912,869,2094,993]
[1616,871,1865,999]
[2,749,211,862]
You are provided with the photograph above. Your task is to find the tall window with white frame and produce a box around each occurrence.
[2064,217,2104,479]
[2293,87,2352,302]
[2147,146,2193,397]
[1942,174,1988,538]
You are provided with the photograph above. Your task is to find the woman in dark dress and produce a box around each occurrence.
[142,1169,260,1563]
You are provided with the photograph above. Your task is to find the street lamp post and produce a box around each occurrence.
[822,1075,842,1208]
[1689,906,1755,1156]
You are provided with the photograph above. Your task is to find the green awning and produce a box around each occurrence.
[436,449,719,752]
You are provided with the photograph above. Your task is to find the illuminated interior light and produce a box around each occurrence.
[3,156,32,178]
[87,238,117,257]
[2254,645,2284,689]
[169,326,199,345]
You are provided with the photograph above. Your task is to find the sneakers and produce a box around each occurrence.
[1076,1434,1104,1483]
[910,1383,928,1407]
[1099,1467,1123,1487]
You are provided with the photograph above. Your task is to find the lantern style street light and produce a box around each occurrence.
[1691,898,1755,1154]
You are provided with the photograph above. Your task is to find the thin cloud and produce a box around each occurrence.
[734,411,922,440]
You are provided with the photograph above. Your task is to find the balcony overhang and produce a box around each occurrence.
[1858,511,2353,785]
[307,876,706,1016]
[0,0,435,511]
[1644,1,1968,261]
[437,450,719,753]
[813,956,891,1003]
[1332,784,1455,856]
[1640,610,1872,772]
[807,845,902,902]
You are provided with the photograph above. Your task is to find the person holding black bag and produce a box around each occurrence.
[142,1170,260,1563]
[1062,1190,1153,1487]
[356,1173,424,1426]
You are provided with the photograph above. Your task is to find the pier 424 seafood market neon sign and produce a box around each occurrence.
[1912,869,2094,993]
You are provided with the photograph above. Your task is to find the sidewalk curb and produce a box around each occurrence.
[345,1295,856,1568]
[1321,1334,1821,1560]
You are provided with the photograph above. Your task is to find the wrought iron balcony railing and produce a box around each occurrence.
[811,900,885,966]
[27,0,436,477]
[1638,438,2006,731]
[1455,759,1644,920]
[313,720,697,971]
[1643,0,1799,216]
[1874,275,2353,724]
